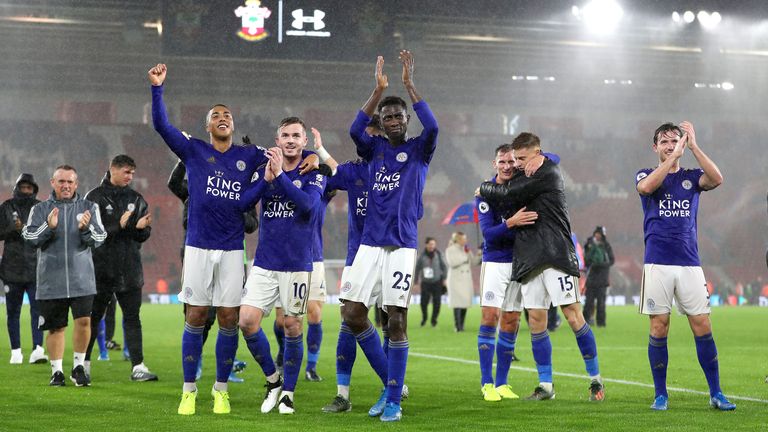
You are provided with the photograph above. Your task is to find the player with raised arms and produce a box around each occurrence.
[636,121,734,411]
[338,50,438,422]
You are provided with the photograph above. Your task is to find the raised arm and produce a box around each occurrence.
[167,160,189,201]
[636,134,685,196]
[149,64,192,159]
[362,56,388,116]
[312,127,339,173]
[399,50,422,104]
[679,121,723,191]
[350,58,388,160]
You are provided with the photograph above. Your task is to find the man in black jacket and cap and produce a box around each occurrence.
[0,173,48,365]
[479,132,603,402]
[84,155,158,382]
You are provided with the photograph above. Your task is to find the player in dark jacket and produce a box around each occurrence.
[0,173,47,364]
[479,132,603,402]
[84,155,158,382]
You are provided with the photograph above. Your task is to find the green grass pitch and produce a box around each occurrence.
[0,304,766,431]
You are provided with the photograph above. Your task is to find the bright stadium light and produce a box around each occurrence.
[581,0,624,34]
[698,10,722,29]
[721,81,734,90]
[683,11,695,23]
[672,11,681,23]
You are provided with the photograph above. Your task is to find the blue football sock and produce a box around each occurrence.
[694,333,721,397]
[531,330,553,384]
[574,323,600,377]
[215,326,239,383]
[477,325,496,386]
[306,322,323,372]
[336,322,357,386]
[273,319,285,358]
[283,334,303,391]
[244,329,276,377]
[355,324,388,385]
[386,339,409,405]
[97,319,108,355]
[182,322,205,383]
[648,335,668,397]
[495,330,517,387]
[382,327,390,358]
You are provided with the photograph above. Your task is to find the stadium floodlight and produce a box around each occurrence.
[683,11,695,23]
[698,10,721,29]
[721,81,734,90]
[581,0,624,34]
[672,11,681,23]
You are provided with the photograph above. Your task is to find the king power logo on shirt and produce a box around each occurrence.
[206,171,242,200]
[372,167,400,192]
[659,193,691,217]
[263,197,295,218]
[355,191,368,216]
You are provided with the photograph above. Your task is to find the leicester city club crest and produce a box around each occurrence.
[237,160,246,171]
[396,152,408,162]
[682,179,692,190]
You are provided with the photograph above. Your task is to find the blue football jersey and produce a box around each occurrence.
[152,85,267,251]
[636,167,704,266]
[253,166,326,272]
[326,160,369,266]
[349,100,438,249]
[477,177,515,263]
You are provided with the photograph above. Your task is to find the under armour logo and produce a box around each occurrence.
[291,9,325,30]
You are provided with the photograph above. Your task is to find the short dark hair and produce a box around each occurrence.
[377,96,407,113]
[511,132,541,150]
[425,237,435,244]
[276,117,307,136]
[653,123,682,144]
[110,154,136,169]
[54,164,77,174]
[205,104,230,126]
[494,143,514,156]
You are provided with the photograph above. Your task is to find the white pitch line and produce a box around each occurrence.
[410,352,768,404]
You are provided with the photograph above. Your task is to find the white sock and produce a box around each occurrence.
[266,372,280,384]
[51,359,63,374]
[73,352,85,367]
[281,390,294,401]
[338,385,350,399]
[540,382,554,392]
[132,362,146,373]
[84,360,91,375]
[213,381,228,392]
[11,348,22,355]
[590,374,602,382]
[182,382,197,393]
